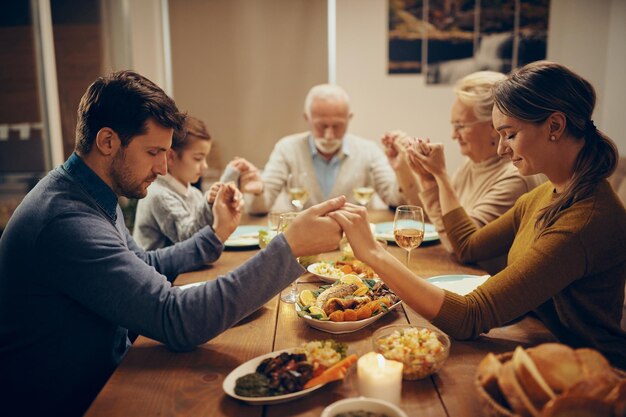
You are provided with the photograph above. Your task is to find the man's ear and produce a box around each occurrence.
[303,112,310,124]
[348,112,354,121]
[94,127,119,156]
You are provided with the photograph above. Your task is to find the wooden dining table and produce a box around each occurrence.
[85,210,556,417]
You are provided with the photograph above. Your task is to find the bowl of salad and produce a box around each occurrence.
[372,324,450,380]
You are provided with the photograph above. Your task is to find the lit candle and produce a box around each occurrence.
[357,351,403,405]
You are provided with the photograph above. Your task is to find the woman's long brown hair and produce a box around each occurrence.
[493,61,618,233]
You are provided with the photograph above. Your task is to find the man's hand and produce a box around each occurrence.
[381,131,411,171]
[211,182,244,242]
[326,203,382,265]
[282,196,346,257]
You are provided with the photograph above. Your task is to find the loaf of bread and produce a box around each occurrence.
[475,343,625,417]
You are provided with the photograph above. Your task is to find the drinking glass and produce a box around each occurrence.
[393,205,425,266]
[352,173,375,206]
[259,211,283,248]
[278,212,299,303]
[287,172,309,211]
[352,186,375,206]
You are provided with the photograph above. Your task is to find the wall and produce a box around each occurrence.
[335,0,626,175]
[168,0,328,177]
[128,0,167,89]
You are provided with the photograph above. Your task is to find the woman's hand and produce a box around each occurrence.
[327,203,383,264]
[283,197,345,257]
[408,140,447,179]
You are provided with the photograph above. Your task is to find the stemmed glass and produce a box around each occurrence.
[287,172,309,211]
[352,172,375,207]
[259,211,283,249]
[278,212,299,303]
[393,205,425,267]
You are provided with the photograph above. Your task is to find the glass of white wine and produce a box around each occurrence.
[287,172,309,211]
[353,186,375,206]
[352,172,375,206]
[393,205,425,267]
[259,211,283,248]
[278,212,299,303]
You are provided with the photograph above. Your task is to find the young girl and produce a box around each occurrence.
[330,61,626,369]
[133,116,242,250]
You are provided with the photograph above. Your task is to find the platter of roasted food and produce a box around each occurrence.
[307,260,379,283]
[223,340,357,405]
[475,342,626,417]
[296,274,401,334]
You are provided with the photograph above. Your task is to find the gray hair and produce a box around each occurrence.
[304,84,350,117]
[454,71,506,122]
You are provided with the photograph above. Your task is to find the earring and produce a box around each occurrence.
[550,135,556,141]
[491,141,496,146]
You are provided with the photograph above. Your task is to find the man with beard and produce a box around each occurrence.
[226,84,415,213]
[0,71,344,416]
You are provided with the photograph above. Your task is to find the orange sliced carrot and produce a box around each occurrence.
[303,354,358,389]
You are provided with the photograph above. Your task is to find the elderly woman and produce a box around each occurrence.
[332,61,626,369]
[384,71,543,273]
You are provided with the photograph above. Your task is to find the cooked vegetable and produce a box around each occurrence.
[303,354,358,389]
[234,373,272,397]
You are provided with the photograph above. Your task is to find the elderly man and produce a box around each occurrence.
[230,84,416,213]
[0,71,344,416]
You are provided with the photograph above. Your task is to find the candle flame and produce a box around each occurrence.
[376,353,386,369]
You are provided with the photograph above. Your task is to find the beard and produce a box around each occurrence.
[314,137,343,155]
[109,147,155,199]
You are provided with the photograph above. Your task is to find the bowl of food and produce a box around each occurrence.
[320,396,408,417]
[372,324,450,380]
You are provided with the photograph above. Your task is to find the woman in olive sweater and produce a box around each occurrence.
[330,61,626,369]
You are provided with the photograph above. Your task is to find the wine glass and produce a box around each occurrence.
[352,186,375,206]
[259,211,283,248]
[393,205,425,267]
[352,171,375,206]
[277,212,299,303]
[287,172,309,211]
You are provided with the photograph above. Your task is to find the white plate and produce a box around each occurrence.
[306,262,379,284]
[374,222,439,243]
[222,348,327,405]
[427,274,490,295]
[296,301,402,334]
[224,225,267,248]
[307,262,342,283]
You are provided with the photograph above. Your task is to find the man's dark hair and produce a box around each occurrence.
[75,70,186,154]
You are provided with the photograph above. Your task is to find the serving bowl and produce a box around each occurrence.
[321,396,408,417]
[372,324,450,380]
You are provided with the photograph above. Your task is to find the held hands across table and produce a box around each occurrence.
[381,130,412,171]
[327,203,382,265]
[282,196,346,258]
[228,156,264,195]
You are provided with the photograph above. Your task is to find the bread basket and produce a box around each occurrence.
[474,351,626,417]
[475,352,517,417]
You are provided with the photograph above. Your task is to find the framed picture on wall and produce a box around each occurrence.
[388,0,550,84]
